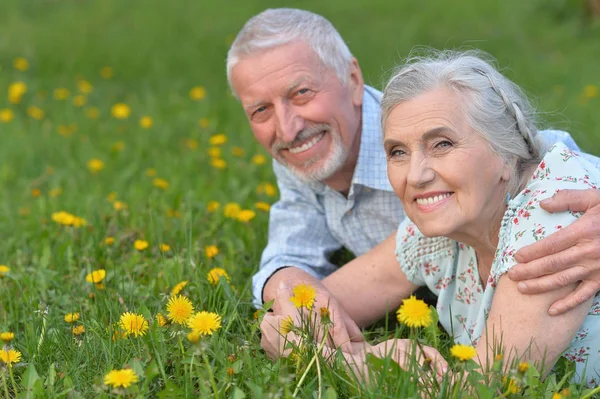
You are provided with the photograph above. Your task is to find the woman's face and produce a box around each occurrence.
[384,87,510,241]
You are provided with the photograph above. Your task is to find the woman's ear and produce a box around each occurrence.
[501,160,512,182]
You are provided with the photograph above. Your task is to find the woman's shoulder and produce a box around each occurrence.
[396,218,457,283]
[528,142,599,188]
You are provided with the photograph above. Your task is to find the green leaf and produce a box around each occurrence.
[232,387,246,399]
[323,387,338,399]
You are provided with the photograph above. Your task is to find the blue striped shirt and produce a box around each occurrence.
[252,85,600,307]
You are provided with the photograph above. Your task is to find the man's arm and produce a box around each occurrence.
[508,188,600,314]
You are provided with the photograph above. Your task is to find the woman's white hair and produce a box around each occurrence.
[226,8,353,95]
[382,49,546,198]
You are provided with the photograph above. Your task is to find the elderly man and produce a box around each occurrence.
[226,8,600,359]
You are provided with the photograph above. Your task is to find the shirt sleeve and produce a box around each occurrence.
[492,143,600,281]
[538,129,600,170]
[252,161,342,308]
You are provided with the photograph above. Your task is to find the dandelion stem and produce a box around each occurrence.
[201,349,219,399]
[7,367,17,396]
[2,370,9,399]
[293,325,329,397]
[581,386,600,399]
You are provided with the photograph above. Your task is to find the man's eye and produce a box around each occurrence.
[255,106,267,114]
[297,88,309,95]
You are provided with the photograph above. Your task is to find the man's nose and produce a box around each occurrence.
[275,103,303,143]
[406,153,435,187]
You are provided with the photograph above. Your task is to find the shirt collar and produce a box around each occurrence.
[350,85,395,192]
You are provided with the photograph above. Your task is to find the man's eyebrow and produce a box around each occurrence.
[284,76,311,96]
[243,100,265,112]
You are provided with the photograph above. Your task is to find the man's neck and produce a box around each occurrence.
[322,126,362,196]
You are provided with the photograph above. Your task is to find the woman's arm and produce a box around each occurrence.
[475,274,592,372]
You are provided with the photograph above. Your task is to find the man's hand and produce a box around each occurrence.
[260,270,364,360]
[508,189,600,315]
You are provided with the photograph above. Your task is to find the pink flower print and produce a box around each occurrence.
[532,223,546,241]
[513,217,519,225]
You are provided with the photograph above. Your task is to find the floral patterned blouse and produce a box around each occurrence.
[395,143,600,386]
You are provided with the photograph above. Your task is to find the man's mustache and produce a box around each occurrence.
[272,124,330,152]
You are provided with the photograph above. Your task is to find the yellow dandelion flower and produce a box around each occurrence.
[207,267,230,286]
[8,81,27,104]
[189,86,206,100]
[552,394,563,399]
[72,325,85,335]
[0,108,14,123]
[518,361,529,373]
[255,202,271,212]
[104,237,115,246]
[64,313,80,323]
[502,377,520,394]
[206,201,220,213]
[236,210,256,223]
[251,154,267,165]
[145,168,157,177]
[85,107,99,119]
[223,203,241,218]
[167,295,194,325]
[31,188,41,198]
[208,147,221,157]
[113,201,127,211]
[19,207,30,216]
[49,187,62,198]
[87,158,104,173]
[209,134,227,145]
[86,269,106,283]
[231,147,245,157]
[495,353,503,362]
[104,369,138,388]
[199,117,209,128]
[111,103,130,119]
[0,349,22,365]
[140,116,153,128]
[396,295,432,328]
[205,245,219,258]
[53,88,70,100]
[152,177,169,189]
[583,84,598,99]
[450,344,477,361]
[0,265,10,276]
[280,316,294,335]
[52,211,75,226]
[157,244,170,253]
[13,57,29,71]
[100,66,114,79]
[134,240,148,251]
[119,312,148,337]
[187,331,201,343]
[156,313,168,327]
[72,216,87,228]
[72,94,87,107]
[27,106,44,120]
[290,283,317,310]
[211,158,227,169]
[184,138,198,150]
[111,141,125,152]
[76,79,93,94]
[187,311,222,336]
[257,182,277,197]
[171,280,188,296]
[167,209,181,218]
[0,332,14,343]
[95,283,105,290]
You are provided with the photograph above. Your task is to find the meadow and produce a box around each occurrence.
[0,0,599,397]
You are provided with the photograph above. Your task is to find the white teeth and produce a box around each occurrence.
[289,132,325,154]
[415,193,452,206]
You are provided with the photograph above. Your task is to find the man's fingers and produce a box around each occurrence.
[539,189,600,213]
[272,281,299,315]
[342,312,364,342]
[513,223,580,265]
[515,265,586,295]
[421,346,449,377]
[548,280,600,316]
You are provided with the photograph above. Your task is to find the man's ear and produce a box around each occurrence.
[348,58,364,107]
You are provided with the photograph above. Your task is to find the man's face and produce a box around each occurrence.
[230,41,364,183]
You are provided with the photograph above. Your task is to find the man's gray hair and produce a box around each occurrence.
[226,8,353,94]
[382,49,545,197]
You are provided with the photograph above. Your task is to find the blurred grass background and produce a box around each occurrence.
[0,0,598,396]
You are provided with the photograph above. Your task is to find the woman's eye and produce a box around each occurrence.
[390,149,406,157]
[435,140,452,148]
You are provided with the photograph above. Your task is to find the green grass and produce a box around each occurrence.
[0,0,599,397]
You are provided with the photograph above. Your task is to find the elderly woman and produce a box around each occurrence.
[375,50,600,384]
